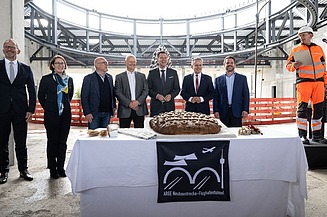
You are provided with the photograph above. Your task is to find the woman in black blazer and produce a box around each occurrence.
[38,55,74,179]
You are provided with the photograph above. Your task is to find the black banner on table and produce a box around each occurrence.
[157,140,230,203]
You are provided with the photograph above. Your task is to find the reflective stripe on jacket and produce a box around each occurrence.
[286,43,327,84]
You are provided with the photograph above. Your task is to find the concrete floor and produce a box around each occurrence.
[0,123,327,217]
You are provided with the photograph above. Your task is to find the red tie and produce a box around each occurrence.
[195,75,199,93]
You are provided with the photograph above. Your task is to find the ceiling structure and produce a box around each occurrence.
[24,0,327,67]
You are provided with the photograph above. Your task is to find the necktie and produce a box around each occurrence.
[195,74,199,93]
[9,62,15,83]
[161,70,165,85]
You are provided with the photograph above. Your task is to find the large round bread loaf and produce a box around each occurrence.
[149,111,221,135]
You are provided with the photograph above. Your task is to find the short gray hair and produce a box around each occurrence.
[125,54,136,61]
[191,56,203,65]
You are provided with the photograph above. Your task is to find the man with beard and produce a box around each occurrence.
[213,55,250,127]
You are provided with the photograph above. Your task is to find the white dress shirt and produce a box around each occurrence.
[127,71,136,100]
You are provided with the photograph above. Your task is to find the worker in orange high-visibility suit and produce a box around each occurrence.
[286,26,327,145]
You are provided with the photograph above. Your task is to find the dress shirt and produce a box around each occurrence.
[127,71,136,100]
[225,72,235,105]
[96,71,106,82]
[189,73,204,103]
[5,58,18,81]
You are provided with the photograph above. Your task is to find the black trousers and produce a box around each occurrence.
[0,107,28,173]
[44,109,71,172]
[119,110,144,128]
[220,107,242,128]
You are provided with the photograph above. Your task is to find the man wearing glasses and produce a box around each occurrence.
[81,57,116,129]
[0,39,36,184]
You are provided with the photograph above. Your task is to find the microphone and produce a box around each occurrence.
[322,38,327,43]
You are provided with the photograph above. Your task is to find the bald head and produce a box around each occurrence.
[94,57,108,75]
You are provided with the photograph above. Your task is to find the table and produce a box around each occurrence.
[66,126,307,217]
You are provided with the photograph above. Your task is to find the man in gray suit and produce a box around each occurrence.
[81,57,116,129]
[115,54,149,128]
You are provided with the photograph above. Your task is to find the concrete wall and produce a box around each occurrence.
[0,0,25,61]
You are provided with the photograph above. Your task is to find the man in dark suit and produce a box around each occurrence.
[147,51,180,117]
[181,57,215,115]
[81,57,116,129]
[213,55,250,127]
[0,39,36,184]
[115,54,148,128]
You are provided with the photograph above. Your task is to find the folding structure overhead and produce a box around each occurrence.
[24,0,327,67]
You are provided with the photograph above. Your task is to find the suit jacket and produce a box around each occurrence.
[213,72,250,119]
[38,73,74,114]
[181,73,215,115]
[147,67,180,116]
[81,71,116,117]
[115,71,149,118]
[0,59,36,114]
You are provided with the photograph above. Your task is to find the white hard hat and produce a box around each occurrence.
[298,26,313,34]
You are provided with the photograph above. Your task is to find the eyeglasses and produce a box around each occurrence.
[97,61,108,65]
[3,46,17,50]
[54,62,65,65]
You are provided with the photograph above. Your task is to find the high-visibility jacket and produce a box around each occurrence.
[286,43,327,84]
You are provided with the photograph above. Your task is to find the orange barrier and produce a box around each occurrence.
[31,98,296,127]
[243,98,297,125]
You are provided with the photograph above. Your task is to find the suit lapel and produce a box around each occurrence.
[191,74,196,94]
[105,73,113,93]
[123,71,132,97]
[92,72,100,98]
[197,74,205,93]
[232,73,238,95]
[221,75,228,97]
[14,62,24,84]
[135,72,141,96]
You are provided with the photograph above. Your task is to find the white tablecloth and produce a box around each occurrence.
[67,126,307,217]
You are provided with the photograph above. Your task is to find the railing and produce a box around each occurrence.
[31,98,297,127]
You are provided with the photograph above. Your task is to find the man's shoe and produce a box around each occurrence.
[0,172,8,184]
[313,137,327,144]
[50,171,59,179]
[58,170,67,178]
[301,136,310,145]
[20,170,33,181]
